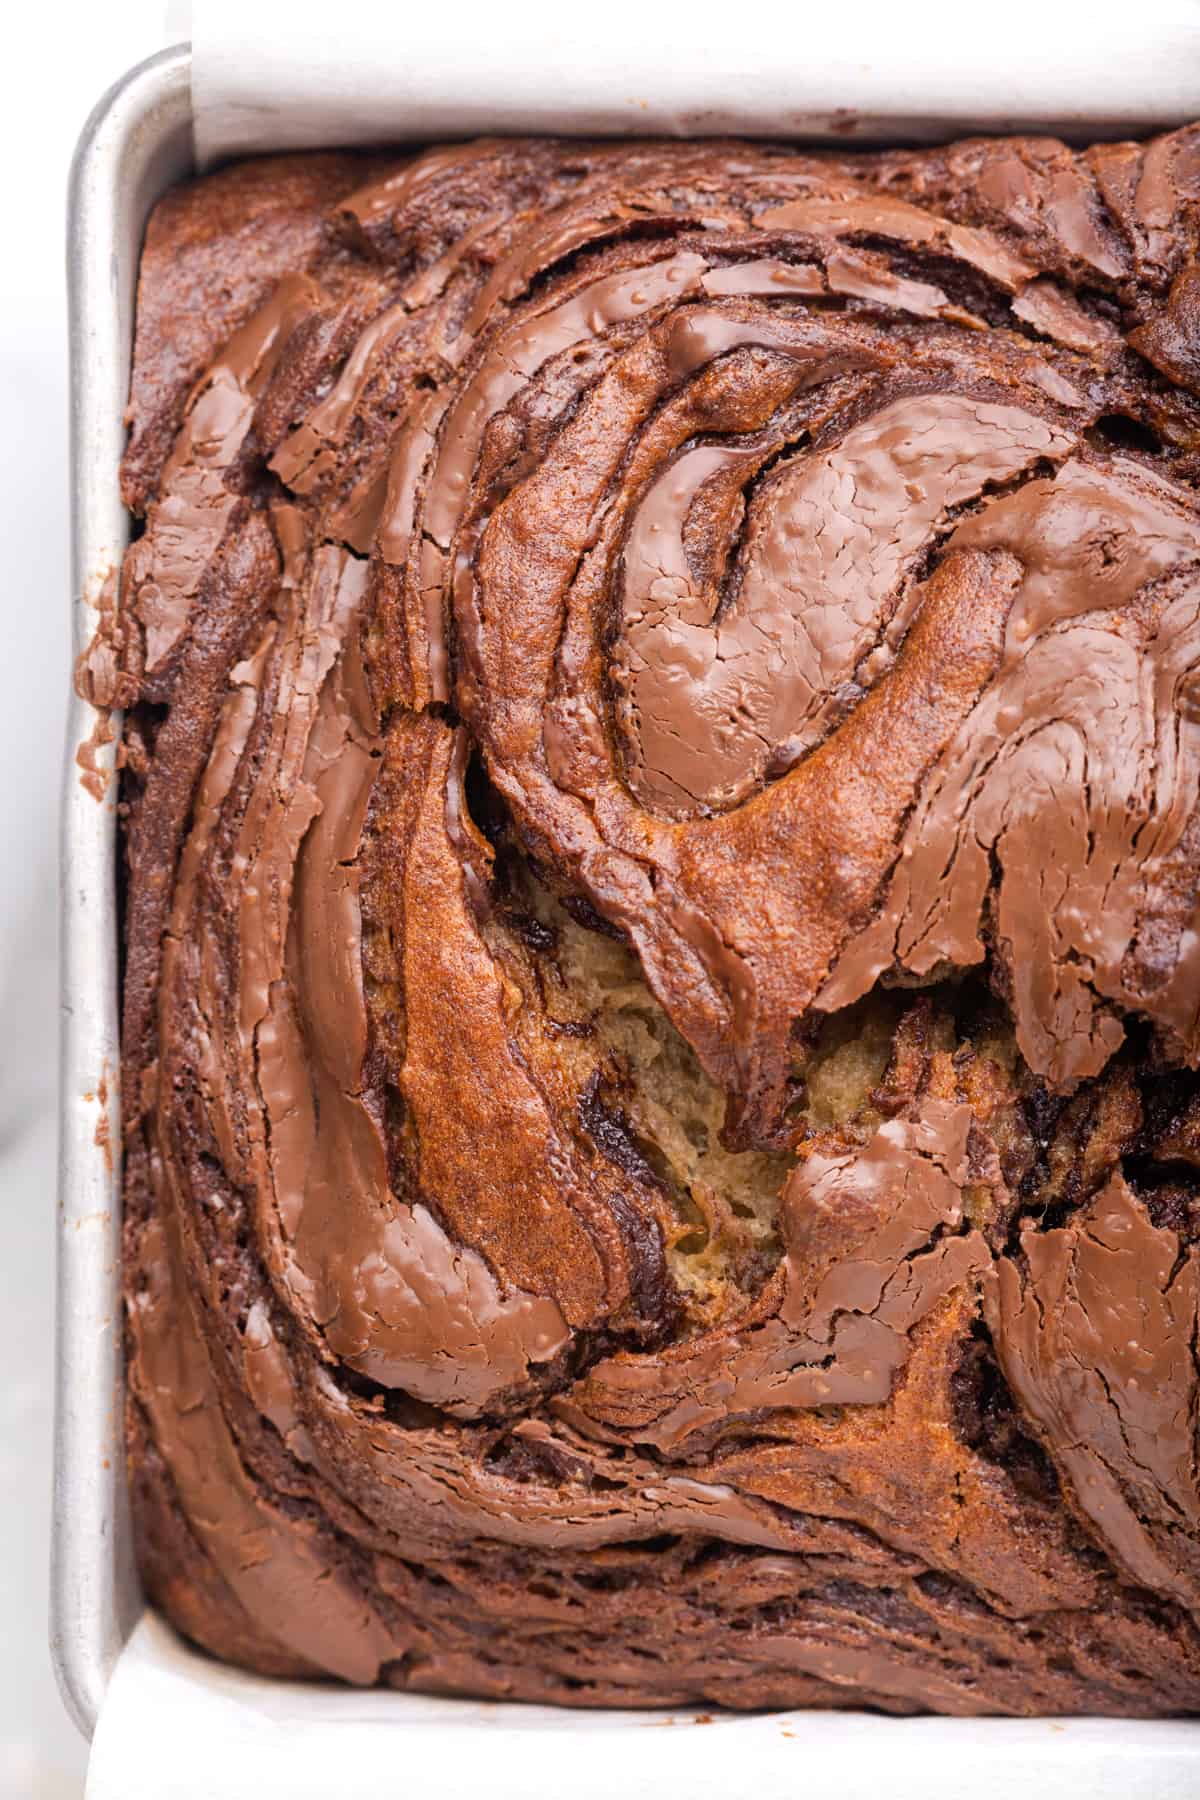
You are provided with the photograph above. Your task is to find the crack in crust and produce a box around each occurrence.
[111,126,1200,1713]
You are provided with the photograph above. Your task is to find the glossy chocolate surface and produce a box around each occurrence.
[112,129,1200,1712]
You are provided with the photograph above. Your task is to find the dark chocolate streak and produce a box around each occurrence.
[116,129,1200,1713]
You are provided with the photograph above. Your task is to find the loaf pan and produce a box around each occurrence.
[54,44,1200,1794]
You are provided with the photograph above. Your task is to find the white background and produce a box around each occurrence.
[2,9,172,1793]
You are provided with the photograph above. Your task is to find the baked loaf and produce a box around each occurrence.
[113,129,1200,1714]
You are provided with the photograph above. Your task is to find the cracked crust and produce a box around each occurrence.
[112,128,1200,1713]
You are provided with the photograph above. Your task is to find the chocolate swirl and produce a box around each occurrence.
[117,130,1200,1712]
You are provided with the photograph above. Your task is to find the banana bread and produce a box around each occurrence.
[113,128,1200,1712]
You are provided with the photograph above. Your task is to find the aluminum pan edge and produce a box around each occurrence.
[54,44,193,1741]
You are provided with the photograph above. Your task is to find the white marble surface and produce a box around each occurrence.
[1,8,171,1793]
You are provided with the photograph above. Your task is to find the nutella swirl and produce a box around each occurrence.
[116,129,1200,1714]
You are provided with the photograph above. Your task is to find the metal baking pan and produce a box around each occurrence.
[54,43,1200,1787]
[55,43,192,1738]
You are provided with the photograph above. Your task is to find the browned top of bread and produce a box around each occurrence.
[112,128,1200,1712]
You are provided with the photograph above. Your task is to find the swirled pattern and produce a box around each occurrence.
[111,130,1200,1711]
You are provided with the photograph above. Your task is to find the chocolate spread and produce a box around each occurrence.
[116,128,1200,1714]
